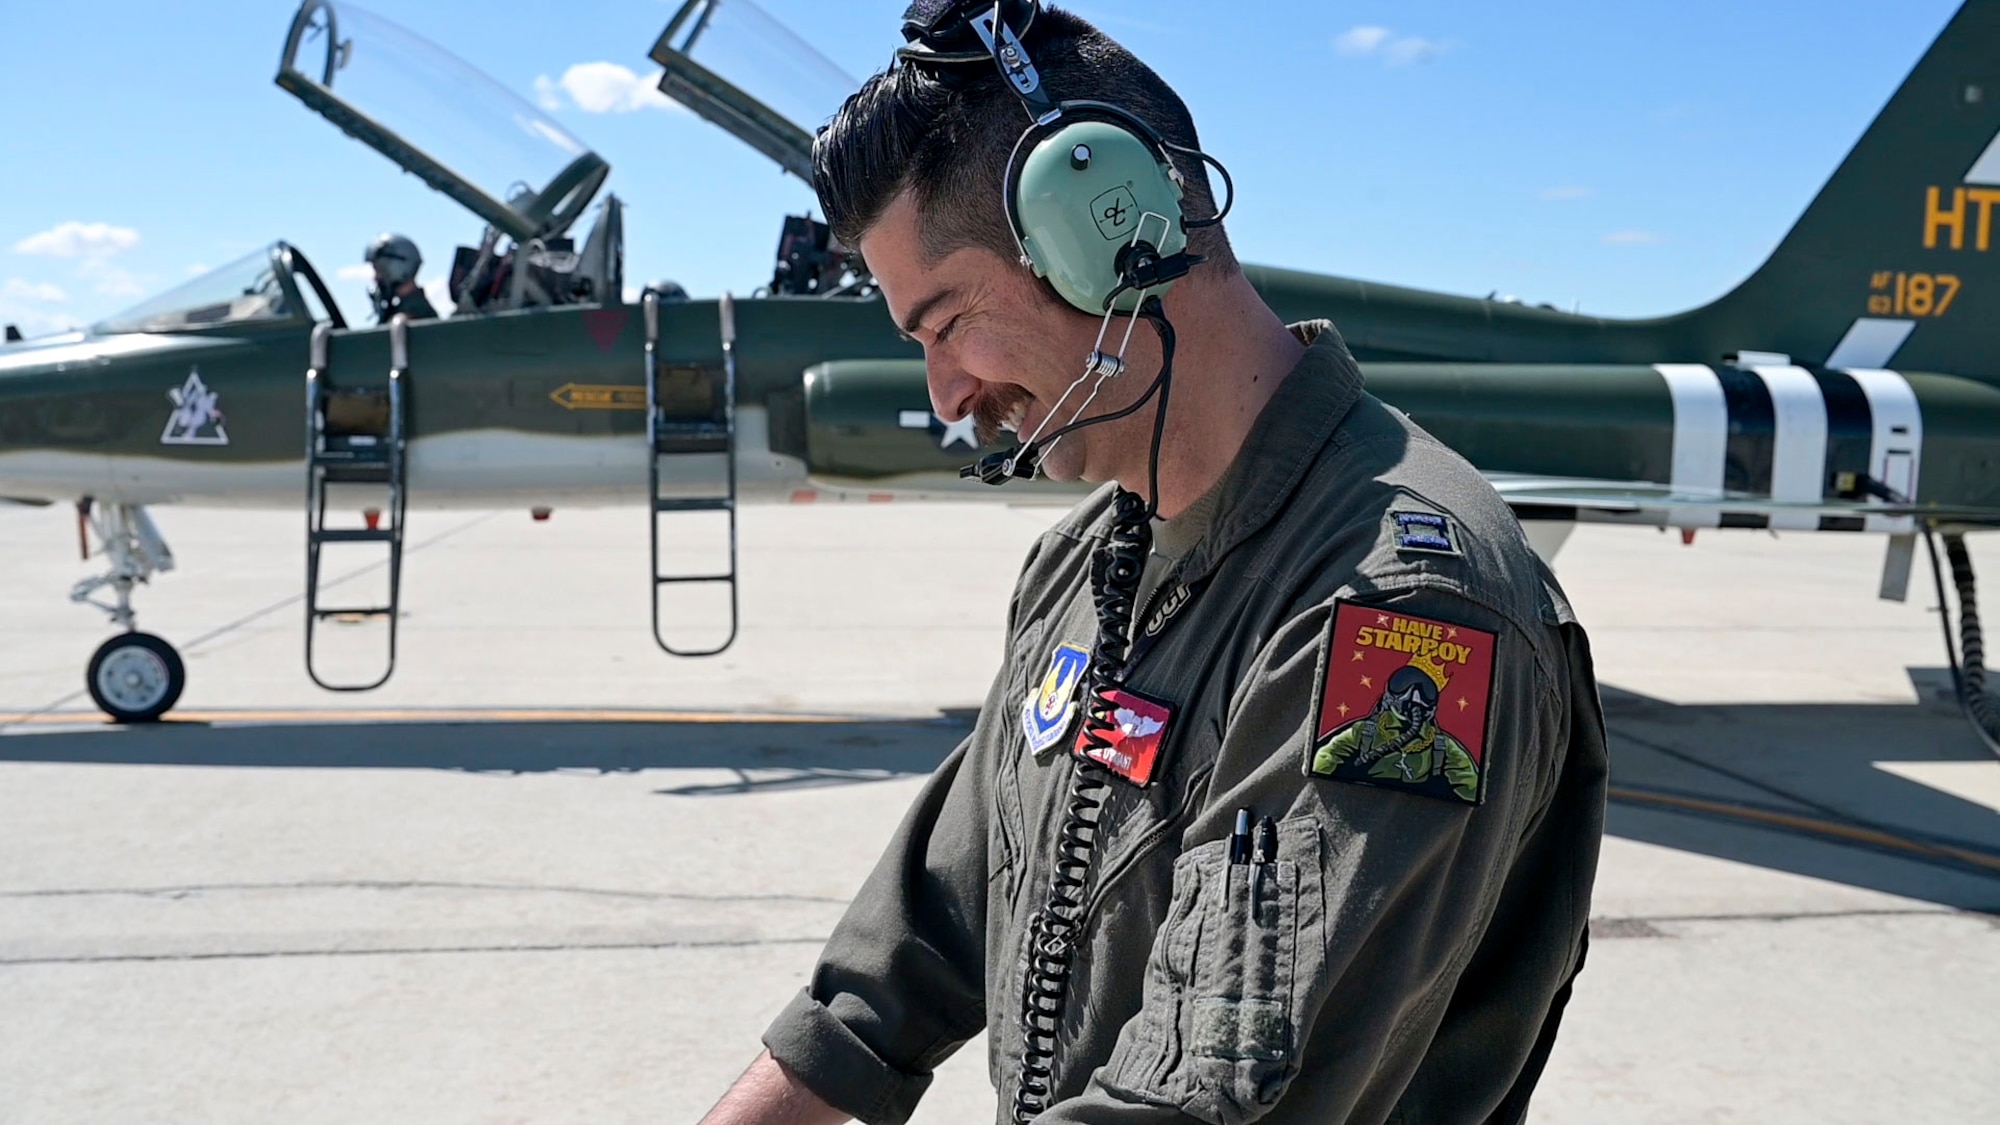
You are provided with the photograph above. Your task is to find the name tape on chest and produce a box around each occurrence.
[1022,642,1092,757]
[1307,600,1496,806]
[1075,687,1174,787]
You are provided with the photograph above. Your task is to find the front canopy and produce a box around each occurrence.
[276,0,608,243]
[94,246,297,335]
[92,243,345,336]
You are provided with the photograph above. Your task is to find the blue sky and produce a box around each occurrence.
[0,0,1966,337]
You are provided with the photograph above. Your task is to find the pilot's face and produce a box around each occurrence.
[1383,681,1437,733]
[862,192,1162,487]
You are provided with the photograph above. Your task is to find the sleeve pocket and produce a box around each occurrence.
[1102,817,1325,1125]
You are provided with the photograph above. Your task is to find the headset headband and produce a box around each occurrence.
[900,0,1053,118]
[898,0,1039,62]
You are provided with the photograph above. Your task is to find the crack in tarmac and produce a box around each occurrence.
[0,935,834,967]
[4,908,1990,967]
[0,879,850,906]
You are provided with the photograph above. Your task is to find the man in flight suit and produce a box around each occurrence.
[699,5,1608,1123]
[364,233,439,324]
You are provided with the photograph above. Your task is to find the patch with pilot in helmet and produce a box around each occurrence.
[1307,600,1496,806]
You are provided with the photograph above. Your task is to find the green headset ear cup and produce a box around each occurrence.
[1010,117,1188,314]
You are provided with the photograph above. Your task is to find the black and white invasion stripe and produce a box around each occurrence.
[1653,361,1922,533]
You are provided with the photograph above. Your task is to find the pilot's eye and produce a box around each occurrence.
[934,316,960,345]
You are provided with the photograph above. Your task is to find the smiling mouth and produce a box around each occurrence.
[972,386,1035,447]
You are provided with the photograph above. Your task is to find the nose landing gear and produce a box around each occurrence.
[71,500,186,723]
[85,632,185,724]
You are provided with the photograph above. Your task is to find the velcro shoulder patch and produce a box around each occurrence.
[1022,642,1091,757]
[1075,687,1173,787]
[1306,600,1495,806]
[1391,510,1459,556]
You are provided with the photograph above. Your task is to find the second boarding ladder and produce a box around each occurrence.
[644,291,740,655]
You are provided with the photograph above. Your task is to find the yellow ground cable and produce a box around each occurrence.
[1609,784,2000,874]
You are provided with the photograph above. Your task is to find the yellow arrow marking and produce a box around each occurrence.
[549,384,648,411]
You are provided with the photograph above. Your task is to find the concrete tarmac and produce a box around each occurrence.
[1,502,1996,1123]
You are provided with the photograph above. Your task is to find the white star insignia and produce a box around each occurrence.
[938,414,978,451]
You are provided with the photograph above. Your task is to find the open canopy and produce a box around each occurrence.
[648,0,859,181]
[276,0,609,243]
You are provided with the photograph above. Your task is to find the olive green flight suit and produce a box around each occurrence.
[763,322,1609,1125]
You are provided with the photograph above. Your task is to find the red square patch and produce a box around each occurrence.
[1308,600,1497,805]
[1074,688,1173,787]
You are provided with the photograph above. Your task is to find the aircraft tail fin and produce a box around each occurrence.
[1691,0,2000,378]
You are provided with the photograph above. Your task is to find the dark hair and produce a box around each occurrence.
[812,6,1234,275]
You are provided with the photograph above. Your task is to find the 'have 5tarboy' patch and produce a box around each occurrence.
[1307,600,1496,805]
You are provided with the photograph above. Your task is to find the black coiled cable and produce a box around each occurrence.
[1937,533,2000,759]
[1012,304,1176,1123]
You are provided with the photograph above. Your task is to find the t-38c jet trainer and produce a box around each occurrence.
[1,0,1996,753]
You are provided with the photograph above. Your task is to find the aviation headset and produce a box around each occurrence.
[896,0,1227,316]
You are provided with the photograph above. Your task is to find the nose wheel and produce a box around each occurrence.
[85,632,186,724]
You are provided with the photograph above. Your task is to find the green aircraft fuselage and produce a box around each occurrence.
[4,0,1998,533]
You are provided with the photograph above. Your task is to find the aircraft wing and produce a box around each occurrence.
[1485,472,2000,530]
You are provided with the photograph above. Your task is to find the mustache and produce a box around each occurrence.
[971,384,1034,447]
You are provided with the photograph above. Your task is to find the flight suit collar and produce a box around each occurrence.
[1174,320,1365,586]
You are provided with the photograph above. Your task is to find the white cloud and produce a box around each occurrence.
[184,262,211,277]
[533,75,564,112]
[1603,230,1665,246]
[533,63,681,114]
[0,279,78,337]
[13,221,140,258]
[1382,37,1444,65]
[1335,26,1446,66]
[77,258,146,298]
[336,264,375,282]
[1335,26,1393,56]
[1539,186,1592,201]
[1,279,67,303]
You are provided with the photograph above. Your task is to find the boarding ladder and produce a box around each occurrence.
[644,290,740,656]
[303,316,409,690]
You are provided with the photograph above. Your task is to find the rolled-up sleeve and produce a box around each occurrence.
[761,736,989,1122]
[761,543,1046,1124]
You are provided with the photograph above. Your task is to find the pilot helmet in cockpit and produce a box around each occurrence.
[365,233,423,288]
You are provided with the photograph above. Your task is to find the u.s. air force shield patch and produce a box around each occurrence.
[1022,642,1091,757]
[1307,601,1496,805]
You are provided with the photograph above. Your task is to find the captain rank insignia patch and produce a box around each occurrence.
[1307,601,1496,805]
